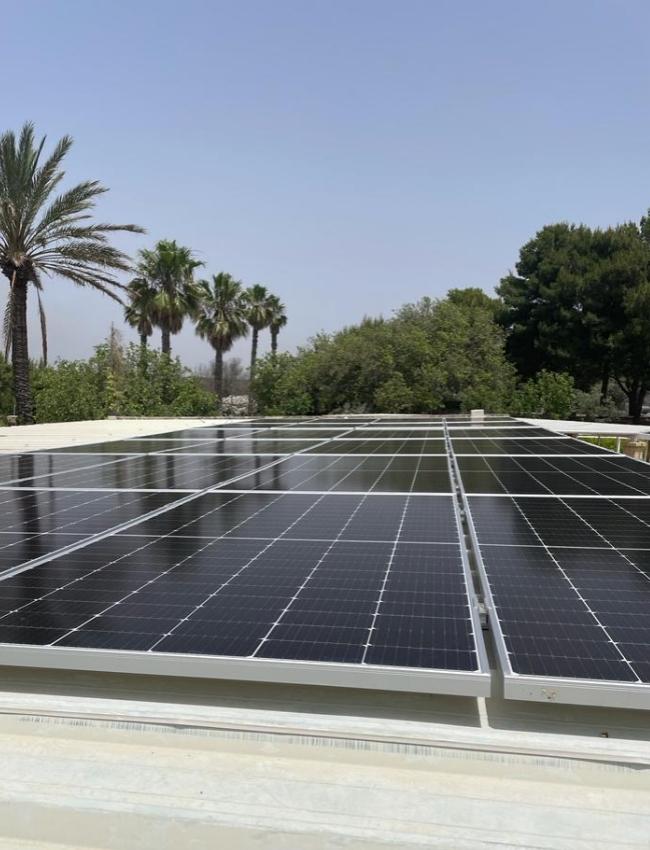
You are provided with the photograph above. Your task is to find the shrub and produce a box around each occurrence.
[33,340,217,422]
[510,370,575,419]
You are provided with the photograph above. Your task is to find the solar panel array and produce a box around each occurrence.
[0,415,491,696]
[0,413,648,708]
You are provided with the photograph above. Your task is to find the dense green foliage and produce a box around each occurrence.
[510,371,576,420]
[252,290,516,415]
[32,341,216,423]
[252,353,313,415]
[498,216,650,420]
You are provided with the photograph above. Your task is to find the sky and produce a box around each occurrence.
[5,0,650,368]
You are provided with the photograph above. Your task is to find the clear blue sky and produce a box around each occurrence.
[6,0,650,368]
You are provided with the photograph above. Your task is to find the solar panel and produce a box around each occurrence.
[218,455,453,494]
[2,454,288,492]
[454,421,650,709]
[449,427,558,438]
[342,429,445,439]
[452,438,610,456]
[0,416,489,696]
[457,454,650,497]
[46,439,216,454]
[305,439,448,455]
[163,440,323,455]
[0,453,135,485]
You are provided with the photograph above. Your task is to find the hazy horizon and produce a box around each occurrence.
[6,0,650,367]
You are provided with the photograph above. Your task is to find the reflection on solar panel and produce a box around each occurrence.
[0,415,489,696]
[3,413,649,707]
[454,422,650,710]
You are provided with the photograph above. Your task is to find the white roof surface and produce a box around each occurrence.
[0,417,648,850]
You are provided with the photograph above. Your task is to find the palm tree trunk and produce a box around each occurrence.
[139,333,148,375]
[10,274,33,424]
[36,290,48,367]
[161,326,171,356]
[248,327,258,415]
[214,348,223,399]
[271,328,278,356]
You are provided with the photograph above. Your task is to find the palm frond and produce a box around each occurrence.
[195,272,249,352]
[132,240,203,340]
[267,294,288,331]
[244,284,275,330]
[18,135,72,244]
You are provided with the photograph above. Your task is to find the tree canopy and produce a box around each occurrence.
[498,216,650,420]
[252,290,515,415]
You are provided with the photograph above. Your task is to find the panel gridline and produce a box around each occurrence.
[0,415,488,687]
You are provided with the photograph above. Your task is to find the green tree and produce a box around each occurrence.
[195,273,249,399]
[395,294,515,411]
[252,352,313,415]
[374,374,414,412]
[33,339,216,422]
[497,223,596,384]
[511,370,576,419]
[251,289,514,416]
[447,286,500,316]
[134,240,203,356]
[499,218,650,421]
[0,123,143,422]
[587,222,650,420]
[124,276,157,369]
[267,295,287,356]
[244,284,273,413]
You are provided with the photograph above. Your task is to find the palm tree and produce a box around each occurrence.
[0,123,143,423]
[124,278,156,350]
[267,295,287,357]
[244,284,273,414]
[124,277,157,374]
[134,240,203,356]
[195,273,249,400]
